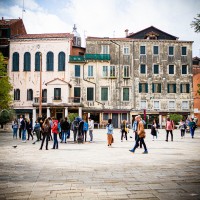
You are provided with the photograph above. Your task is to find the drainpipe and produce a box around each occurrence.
[83,62,105,107]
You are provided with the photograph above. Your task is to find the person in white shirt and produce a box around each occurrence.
[88,117,94,142]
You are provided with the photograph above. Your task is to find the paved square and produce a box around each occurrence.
[0,128,200,200]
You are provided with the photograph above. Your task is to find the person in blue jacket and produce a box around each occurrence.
[83,119,89,142]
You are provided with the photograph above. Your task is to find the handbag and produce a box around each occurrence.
[138,130,146,138]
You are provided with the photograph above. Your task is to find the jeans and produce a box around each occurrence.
[181,129,185,137]
[62,131,68,142]
[40,132,49,149]
[13,128,18,139]
[190,128,195,138]
[73,130,78,141]
[132,137,147,152]
[83,130,87,142]
[166,130,173,141]
[19,127,22,139]
[53,133,58,149]
[121,130,127,140]
[89,130,93,141]
[22,129,26,141]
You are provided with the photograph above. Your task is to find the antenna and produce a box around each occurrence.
[22,0,26,20]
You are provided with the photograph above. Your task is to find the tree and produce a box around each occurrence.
[169,114,183,125]
[191,14,200,33]
[0,52,13,110]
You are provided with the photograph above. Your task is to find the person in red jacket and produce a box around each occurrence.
[52,119,59,149]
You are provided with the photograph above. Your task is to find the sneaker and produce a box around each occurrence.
[129,149,135,153]
[165,140,168,142]
[143,151,148,154]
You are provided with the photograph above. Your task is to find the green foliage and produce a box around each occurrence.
[68,113,78,123]
[197,83,200,95]
[169,114,183,125]
[0,109,15,125]
[0,52,13,110]
[191,14,200,33]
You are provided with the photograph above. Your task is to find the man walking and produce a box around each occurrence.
[88,117,94,142]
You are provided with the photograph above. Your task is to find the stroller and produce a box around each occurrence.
[186,125,190,133]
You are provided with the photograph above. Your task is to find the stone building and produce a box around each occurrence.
[69,26,193,128]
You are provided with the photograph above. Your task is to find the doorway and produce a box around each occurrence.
[112,113,118,128]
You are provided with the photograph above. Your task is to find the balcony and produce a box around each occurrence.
[34,97,47,103]
[85,54,110,61]
[69,54,110,62]
[68,97,83,103]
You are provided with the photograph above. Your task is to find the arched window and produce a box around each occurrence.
[46,51,54,71]
[24,52,31,71]
[35,52,41,71]
[58,52,65,71]
[27,89,33,101]
[14,89,20,100]
[12,52,19,71]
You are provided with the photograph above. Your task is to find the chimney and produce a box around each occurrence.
[125,29,129,37]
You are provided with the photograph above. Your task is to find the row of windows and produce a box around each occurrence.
[12,51,65,72]
[140,100,189,110]
[139,83,190,93]
[102,45,188,56]
[74,64,189,78]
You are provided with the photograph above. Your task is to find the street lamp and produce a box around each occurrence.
[39,52,42,117]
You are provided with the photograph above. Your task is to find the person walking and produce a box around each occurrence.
[52,119,59,149]
[83,119,88,142]
[151,119,158,141]
[188,118,197,138]
[165,117,174,142]
[48,117,53,141]
[27,119,33,140]
[88,117,94,142]
[21,117,26,142]
[179,119,186,138]
[32,120,41,144]
[120,120,127,142]
[129,115,148,154]
[72,117,79,142]
[106,119,114,147]
[18,115,23,139]
[61,117,70,143]
[39,118,51,150]
[12,119,18,139]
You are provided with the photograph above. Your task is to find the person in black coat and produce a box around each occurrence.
[151,119,158,141]
[61,117,70,143]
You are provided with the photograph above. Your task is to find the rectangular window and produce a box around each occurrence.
[101,87,108,101]
[180,83,190,93]
[140,64,146,74]
[153,46,159,55]
[101,45,109,54]
[169,101,175,109]
[167,84,176,93]
[110,66,116,77]
[154,101,160,109]
[75,65,80,77]
[140,100,147,109]
[169,65,174,74]
[87,87,94,101]
[54,88,61,100]
[42,89,47,103]
[123,88,129,101]
[124,66,130,77]
[152,83,161,93]
[153,64,159,74]
[123,46,129,55]
[169,46,174,56]
[182,65,187,74]
[74,87,81,103]
[88,65,93,77]
[182,101,189,109]
[102,66,108,77]
[140,46,146,55]
[121,113,127,120]
[181,47,187,56]
[103,113,109,120]
[139,83,148,93]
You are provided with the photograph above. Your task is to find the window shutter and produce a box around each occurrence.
[158,84,161,93]
[167,84,169,93]
[14,89,16,100]
[173,84,176,93]
[187,84,190,93]
[145,83,148,93]
[139,83,142,93]
[152,83,155,93]
[180,84,182,93]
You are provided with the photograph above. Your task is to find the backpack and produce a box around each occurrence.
[43,124,49,133]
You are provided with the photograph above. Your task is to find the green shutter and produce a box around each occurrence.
[158,84,161,93]
[87,88,94,101]
[152,83,155,93]
[101,88,108,101]
[173,84,176,93]
[145,83,148,93]
[139,83,142,93]
[167,84,169,93]
[75,65,80,77]
[186,84,190,93]
[180,84,182,93]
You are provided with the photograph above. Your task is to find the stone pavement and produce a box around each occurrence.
[0,128,200,200]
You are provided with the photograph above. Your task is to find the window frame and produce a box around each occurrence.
[140,45,146,55]
[140,100,147,109]
[14,89,20,100]
[140,64,146,74]
[35,52,40,71]
[168,46,174,56]
[24,52,31,71]
[58,51,65,71]
[181,65,187,75]
[153,64,159,74]
[123,65,130,78]
[180,83,190,93]
[168,65,175,75]
[110,66,116,77]
[27,89,33,101]
[12,52,19,71]
[139,83,148,93]
[87,87,94,101]
[122,88,129,101]
[182,101,189,109]
[153,45,159,55]
[88,65,93,77]
[102,66,108,77]
[153,100,160,110]
[152,83,161,93]
[101,87,108,101]
[167,83,176,93]
[123,45,130,55]
[75,65,81,77]
[169,100,175,109]
[181,46,187,56]
[101,45,109,54]
[46,51,54,71]
[54,88,61,100]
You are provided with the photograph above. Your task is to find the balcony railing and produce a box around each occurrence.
[69,54,110,62]
[34,97,47,103]
[68,97,83,103]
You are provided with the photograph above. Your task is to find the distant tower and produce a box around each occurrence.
[72,24,81,47]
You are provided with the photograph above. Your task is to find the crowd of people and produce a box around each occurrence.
[12,114,198,152]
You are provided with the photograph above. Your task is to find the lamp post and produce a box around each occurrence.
[39,52,42,117]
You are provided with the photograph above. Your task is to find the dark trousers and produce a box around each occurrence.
[53,133,58,149]
[166,130,173,141]
[27,129,33,140]
[83,131,87,142]
[121,130,127,140]
[181,129,185,137]
[73,130,78,141]
[40,133,49,150]
[133,137,147,152]
[19,127,22,139]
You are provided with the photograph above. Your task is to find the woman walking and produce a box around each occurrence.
[120,120,127,142]
[165,117,174,142]
[179,119,186,138]
[188,118,197,138]
[27,119,33,140]
[12,119,18,139]
[39,118,51,150]
[151,119,158,141]
[106,119,114,147]
[83,119,88,142]
[52,119,59,149]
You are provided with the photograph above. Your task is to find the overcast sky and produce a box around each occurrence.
[0,0,199,57]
